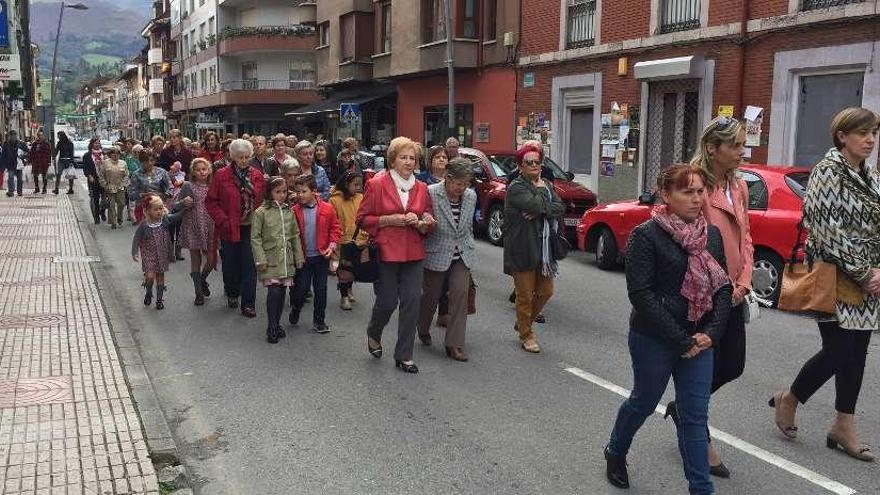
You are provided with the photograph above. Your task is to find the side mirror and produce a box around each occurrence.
[638,191,655,205]
[565,171,575,181]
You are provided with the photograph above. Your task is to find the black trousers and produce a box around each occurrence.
[88,181,104,221]
[711,303,746,394]
[790,321,872,414]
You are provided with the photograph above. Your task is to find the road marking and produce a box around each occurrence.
[562,365,857,495]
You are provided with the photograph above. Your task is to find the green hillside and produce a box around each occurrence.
[81,53,122,67]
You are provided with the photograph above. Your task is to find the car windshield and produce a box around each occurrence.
[785,172,809,199]
[484,156,507,178]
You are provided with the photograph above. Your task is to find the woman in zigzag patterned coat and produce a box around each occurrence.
[770,107,880,462]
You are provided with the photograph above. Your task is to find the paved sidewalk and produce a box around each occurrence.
[0,192,160,494]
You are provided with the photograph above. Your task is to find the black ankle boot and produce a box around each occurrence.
[267,325,279,344]
[266,286,286,338]
[190,272,204,305]
[200,270,211,297]
[604,447,630,489]
[156,285,166,310]
[143,281,154,306]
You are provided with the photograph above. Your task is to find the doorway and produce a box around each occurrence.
[644,78,700,191]
[794,72,864,167]
[568,107,594,174]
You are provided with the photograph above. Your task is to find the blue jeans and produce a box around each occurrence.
[6,169,23,195]
[220,226,257,310]
[292,255,329,325]
[608,330,714,495]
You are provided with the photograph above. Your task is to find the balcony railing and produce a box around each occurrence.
[801,0,862,10]
[219,79,316,91]
[659,0,701,34]
[566,0,596,49]
[218,24,316,41]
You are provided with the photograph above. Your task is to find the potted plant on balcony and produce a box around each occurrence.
[207,34,216,46]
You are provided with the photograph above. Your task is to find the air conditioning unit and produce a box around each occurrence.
[503,32,515,47]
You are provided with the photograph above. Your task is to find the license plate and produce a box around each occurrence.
[563,217,579,227]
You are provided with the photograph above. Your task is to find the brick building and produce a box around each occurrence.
[517,0,880,202]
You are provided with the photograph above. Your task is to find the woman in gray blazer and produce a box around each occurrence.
[417,159,477,361]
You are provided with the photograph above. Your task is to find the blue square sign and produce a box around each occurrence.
[339,103,361,122]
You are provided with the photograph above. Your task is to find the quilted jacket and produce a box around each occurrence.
[625,219,732,354]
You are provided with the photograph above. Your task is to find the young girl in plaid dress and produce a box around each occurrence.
[132,194,184,310]
[175,158,215,306]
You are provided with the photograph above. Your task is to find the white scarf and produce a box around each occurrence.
[390,169,416,209]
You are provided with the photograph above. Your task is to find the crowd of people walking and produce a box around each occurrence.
[6,105,878,495]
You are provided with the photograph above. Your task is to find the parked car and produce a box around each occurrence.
[576,164,810,302]
[72,140,90,169]
[457,147,598,246]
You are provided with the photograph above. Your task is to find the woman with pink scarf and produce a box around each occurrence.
[604,164,731,495]
[82,138,106,224]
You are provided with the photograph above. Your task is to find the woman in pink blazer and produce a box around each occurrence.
[665,116,753,478]
[357,136,435,373]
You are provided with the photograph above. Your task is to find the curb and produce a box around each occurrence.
[68,193,180,465]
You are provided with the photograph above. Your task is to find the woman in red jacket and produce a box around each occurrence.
[205,138,266,317]
[197,131,224,164]
[357,136,435,373]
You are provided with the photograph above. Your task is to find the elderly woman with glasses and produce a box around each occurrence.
[206,138,267,318]
[503,142,565,353]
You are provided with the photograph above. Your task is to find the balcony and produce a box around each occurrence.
[338,60,373,82]
[148,47,164,65]
[297,1,317,24]
[801,0,862,10]
[316,0,372,18]
[149,78,164,94]
[149,108,165,120]
[416,40,478,73]
[659,0,701,34]
[218,25,316,55]
[221,79,316,91]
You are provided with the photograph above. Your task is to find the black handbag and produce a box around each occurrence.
[338,222,380,283]
[551,226,570,261]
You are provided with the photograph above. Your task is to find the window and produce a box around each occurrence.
[318,22,330,46]
[242,61,258,90]
[199,0,205,6]
[483,0,496,41]
[189,0,195,13]
[209,66,216,92]
[341,13,356,62]
[457,0,477,38]
[190,73,197,94]
[199,23,206,45]
[421,0,447,43]
[208,16,215,37]
[566,0,596,48]
[423,104,474,147]
[741,171,768,210]
[379,2,392,53]
[660,0,701,34]
[183,34,189,56]
[802,0,860,10]
[200,68,207,93]
[289,59,315,89]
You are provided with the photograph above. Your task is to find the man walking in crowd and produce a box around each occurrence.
[29,130,52,194]
[2,131,29,197]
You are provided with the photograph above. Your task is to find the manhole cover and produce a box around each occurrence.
[0,376,74,409]
[0,313,67,329]
[52,255,100,263]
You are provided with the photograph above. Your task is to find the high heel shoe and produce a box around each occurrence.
[663,400,680,427]
[367,340,383,359]
[395,360,419,373]
[768,392,798,439]
[826,433,875,462]
[604,446,629,489]
[709,461,730,478]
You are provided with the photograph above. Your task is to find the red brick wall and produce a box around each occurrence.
[520,0,562,56]
[601,0,651,43]
[517,21,879,165]
[708,0,744,26]
[748,0,790,20]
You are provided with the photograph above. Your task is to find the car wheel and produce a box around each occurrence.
[595,228,618,270]
[752,250,783,303]
[486,205,504,246]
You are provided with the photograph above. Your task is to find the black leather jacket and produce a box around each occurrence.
[626,219,732,355]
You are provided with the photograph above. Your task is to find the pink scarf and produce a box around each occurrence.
[651,205,728,322]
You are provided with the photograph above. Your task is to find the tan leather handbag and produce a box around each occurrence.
[778,260,837,314]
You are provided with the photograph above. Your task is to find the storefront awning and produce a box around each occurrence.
[285,84,396,116]
[634,55,705,81]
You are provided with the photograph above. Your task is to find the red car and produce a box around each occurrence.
[576,165,810,302]
[458,148,598,245]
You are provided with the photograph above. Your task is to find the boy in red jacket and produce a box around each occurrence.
[290,175,341,333]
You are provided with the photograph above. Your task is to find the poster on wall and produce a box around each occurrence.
[744,105,764,147]
[475,123,490,143]
[601,159,615,177]
[0,54,21,81]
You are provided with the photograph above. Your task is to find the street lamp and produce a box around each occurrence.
[48,2,88,137]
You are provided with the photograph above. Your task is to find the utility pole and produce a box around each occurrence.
[49,3,88,141]
[444,0,455,141]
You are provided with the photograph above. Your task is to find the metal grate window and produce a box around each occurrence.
[660,0,700,34]
[801,0,862,10]
[566,0,596,49]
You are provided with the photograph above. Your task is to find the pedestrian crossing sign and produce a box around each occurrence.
[340,103,361,124]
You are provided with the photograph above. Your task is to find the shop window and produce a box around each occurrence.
[483,0,496,41]
[457,0,477,39]
[423,104,473,147]
[318,21,330,47]
[660,0,700,34]
[379,2,392,53]
[566,0,596,49]
[422,0,447,43]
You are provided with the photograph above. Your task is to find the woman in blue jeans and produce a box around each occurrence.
[605,164,732,494]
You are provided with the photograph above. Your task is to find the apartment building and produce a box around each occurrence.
[518,0,880,202]
[169,0,320,137]
[141,0,174,137]
[303,0,520,150]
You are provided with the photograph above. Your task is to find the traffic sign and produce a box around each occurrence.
[339,102,361,123]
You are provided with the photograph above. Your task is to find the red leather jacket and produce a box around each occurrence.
[205,164,266,242]
[293,199,342,255]
[357,172,433,263]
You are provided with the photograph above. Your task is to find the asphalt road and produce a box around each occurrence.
[73,190,880,495]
